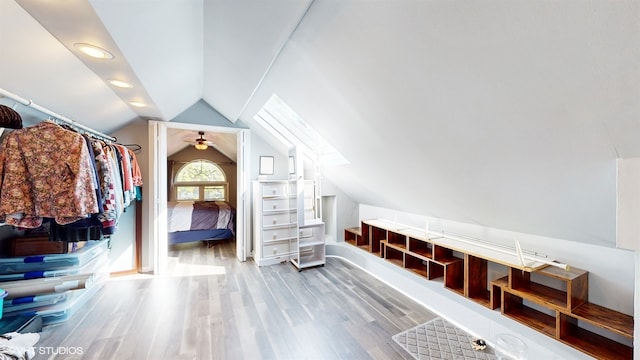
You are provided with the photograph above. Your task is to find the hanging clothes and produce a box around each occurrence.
[91,140,118,235]
[104,145,125,220]
[0,118,142,239]
[128,148,143,187]
[0,121,98,228]
[82,135,104,213]
[113,144,133,208]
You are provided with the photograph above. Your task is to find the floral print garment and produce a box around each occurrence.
[91,140,117,234]
[0,121,99,227]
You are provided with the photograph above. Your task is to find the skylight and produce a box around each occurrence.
[254,94,349,166]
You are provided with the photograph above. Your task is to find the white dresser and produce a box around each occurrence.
[253,180,298,266]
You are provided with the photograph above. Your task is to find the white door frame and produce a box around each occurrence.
[148,120,251,274]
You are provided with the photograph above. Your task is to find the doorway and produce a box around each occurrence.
[322,195,337,242]
[148,121,251,275]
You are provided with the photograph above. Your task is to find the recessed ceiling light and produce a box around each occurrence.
[74,43,114,59]
[129,101,145,107]
[108,79,133,89]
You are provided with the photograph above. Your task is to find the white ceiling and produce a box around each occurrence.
[166,128,237,161]
[1,0,638,247]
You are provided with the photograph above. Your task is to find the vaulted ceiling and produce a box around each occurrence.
[1,0,638,247]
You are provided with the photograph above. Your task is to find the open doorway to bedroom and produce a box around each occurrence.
[148,120,251,275]
[165,128,238,265]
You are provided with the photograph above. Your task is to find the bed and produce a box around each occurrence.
[167,201,235,246]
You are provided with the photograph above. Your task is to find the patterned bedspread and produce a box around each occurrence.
[167,201,234,233]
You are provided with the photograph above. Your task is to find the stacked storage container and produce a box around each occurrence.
[0,240,109,325]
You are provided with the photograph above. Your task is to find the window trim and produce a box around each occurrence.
[173,159,228,202]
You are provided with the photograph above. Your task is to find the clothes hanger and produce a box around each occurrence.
[122,144,142,153]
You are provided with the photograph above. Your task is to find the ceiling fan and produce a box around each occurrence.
[185,131,215,150]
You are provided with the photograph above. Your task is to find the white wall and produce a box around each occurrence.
[321,176,358,243]
[617,158,640,251]
[107,204,136,273]
[237,0,640,251]
[110,119,150,271]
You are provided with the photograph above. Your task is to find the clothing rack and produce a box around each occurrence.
[0,87,116,142]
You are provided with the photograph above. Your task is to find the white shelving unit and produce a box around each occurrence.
[291,219,325,271]
[253,180,298,266]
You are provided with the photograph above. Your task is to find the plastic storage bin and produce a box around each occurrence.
[0,288,7,319]
[3,291,70,315]
[0,248,108,281]
[0,240,108,274]
[14,279,104,325]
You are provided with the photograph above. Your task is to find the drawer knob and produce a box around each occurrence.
[273,234,277,239]
[273,205,276,209]
[273,220,277,224]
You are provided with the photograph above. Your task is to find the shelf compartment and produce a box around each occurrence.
[565,302,634,340]
[444,259,464,295]
[509,268,568,310]
[387,231,407,250]
[292,244,325,271]
[405,253,428,278]
[490,276,509,310]
[465,254,489,307]
[428,261,444,280]
[502,291,556,337]
[431,245,463,293]
[536,265,588,311]
[558,313,632,360]
[432,245,460,265]
[344,227,361,247]
[350,224,370,252]
[361,222,370,248]
[383,244,404,268]
[407,237,432,260]
[370,226,386,256]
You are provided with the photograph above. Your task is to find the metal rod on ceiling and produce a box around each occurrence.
[0,87,116,142]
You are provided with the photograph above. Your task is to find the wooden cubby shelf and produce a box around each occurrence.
[408,237,433,260]
[345,219,634,359]
[568,302,634,339]
[558,313,633,359]
[344,227,367,252]
[503,291,557,337]
[344,227,361,247]
[405,253,428,278]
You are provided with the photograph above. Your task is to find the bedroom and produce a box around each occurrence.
[165,127,238,249]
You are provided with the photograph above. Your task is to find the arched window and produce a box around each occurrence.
[174,160,227,201]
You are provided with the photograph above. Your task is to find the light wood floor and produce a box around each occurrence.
[34,240,437,359]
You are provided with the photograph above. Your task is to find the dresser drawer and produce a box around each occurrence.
[262,198,292,212]
[263,241,297,257]
[262,183,288,197]
[263,213,295,227]
[263,227,297,242]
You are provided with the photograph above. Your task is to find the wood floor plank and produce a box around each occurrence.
[31,240,436,359]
